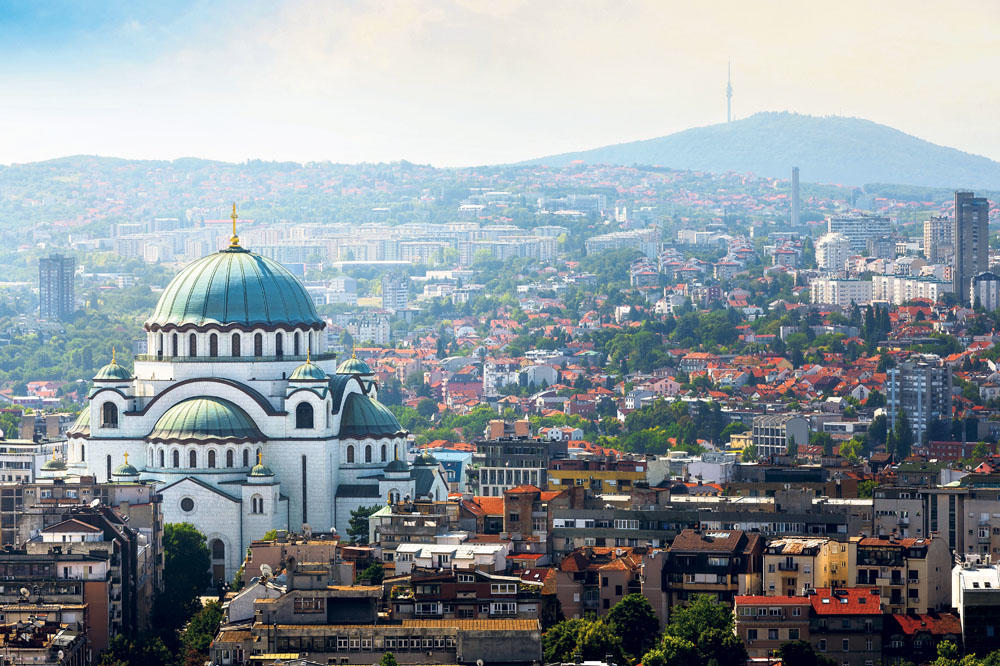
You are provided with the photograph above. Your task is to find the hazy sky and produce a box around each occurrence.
[2,0,998,166]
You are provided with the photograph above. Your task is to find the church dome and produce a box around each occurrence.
[250,458,275,477]
[289,359,327,382]
[384,458,411,473]
[67,408,90,437]
[94,350,131,381]
[112,455,139,478]
[147,397,264,444]
[340,392,404,439]
[414,451,438,466]
[337,355,372,375]
[145,246,323,331]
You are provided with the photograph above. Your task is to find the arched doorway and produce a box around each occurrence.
[209,538,226,585]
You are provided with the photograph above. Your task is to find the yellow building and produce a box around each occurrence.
[848,536,951,614]
[763,537,848,596]
[728,432,752,451]
[546,460,646,494]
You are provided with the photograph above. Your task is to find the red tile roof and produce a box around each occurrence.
[890,611,962,636]
[810,587,881,615]
[735,595,811,605]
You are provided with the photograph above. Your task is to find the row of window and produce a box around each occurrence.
[274,636,456,652]
[345,442,401,464]
[155,331,311,358]
[100,402,316,431]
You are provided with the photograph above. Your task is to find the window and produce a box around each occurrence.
[293,597,325,613]
[189,333,197,356]
[789,628,799,640]
[189,450,197,468]
[347,445,355,463]
[172,333,178,356]
[491,583,517,594]
[180,497,194,512]
[158,450,164,467]
[254,333,263,356]
[226,450,234,467]
[792,607,801,616]
[768,629,778,640]
[490,602,516,615]
[509,513,520,523]
[232,333,241,357]
[275,332,283,358]
[381,444,387,462]
[172,450,179,468]
[294,332,300,356]
[296,403,314,429]
[457,573,475,583]
[747,629,757,641]
[842,639,850,652]
[818,640,827,652]
[101,402,118,428]
[208,450,216,468]
[209,333,218,357]
[365,445,372,463]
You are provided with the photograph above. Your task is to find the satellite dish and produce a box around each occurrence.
[58,651,64,660]
[89,499,100,508]
[18,587,28,598]
[260,564,273,578]
[477,660,484,666]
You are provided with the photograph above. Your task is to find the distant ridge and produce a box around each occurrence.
[520,112,1000,190]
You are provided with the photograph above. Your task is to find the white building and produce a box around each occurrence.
[66,225,447,579]
[393,541,511,575]
[872,275,953,305]
[809,278,873,306]
[972,272,1000,311]
[815,232,851,273]
[827,214,891,252]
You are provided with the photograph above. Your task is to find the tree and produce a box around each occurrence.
[98,635,173,666]
[607,593,660,658]
[416,398,438,419]
[543,618,588,663]
[810,431,834,456]
[696,627,747,666]
[642,636,698,666]
[348,505,382,544]
[576,620,624,664]
[379,653,399,666]
[357,561,384,585]
[896,408,914,458]
[742,444,758,462]
[665,594,733,644]
[152,523,210,645]
[973,442,990,460]
[778,640,834,666]
[867,389,886,408]
[179,601,224,666]
[786,435,798,458]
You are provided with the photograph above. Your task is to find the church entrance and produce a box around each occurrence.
[210,538,226,585]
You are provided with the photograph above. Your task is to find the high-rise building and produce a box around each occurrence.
[923,215,954,264]
[971,271,1000,311]
[38,253,76,321]
[953,191,990,305]
[887,356,953,443]
[815,232,851,272]
[826,214,891,253]
[791,166,800,226]
[380,272,410,311]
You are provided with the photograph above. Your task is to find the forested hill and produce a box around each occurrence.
[520,112,1000,190]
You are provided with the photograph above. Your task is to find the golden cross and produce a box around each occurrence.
[230,203,240,246]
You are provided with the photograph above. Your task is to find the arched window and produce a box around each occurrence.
[275,332,283,358]
[189,450,197,468]
[365,445,372,463]
[106,455,111,479]
[346,445,355,463]
[294,332,301,356]
[232,333,241,357]
[381,444,387,462]
[147,446,153,465]
[157,334,164,360]
[208,450,216,468]
[209,333,218,357]
[81,444,85,461]
[296,403,314,429]
[158,449,164,467]
[172,450,179,468]
[101,402,118,428]
[211,538,225,559]
[242,448,250,467]
[189,333,197,357]
[172,333,178,356]
[254,333,263,356]
[226,450,234,467]
[251,494,263,514]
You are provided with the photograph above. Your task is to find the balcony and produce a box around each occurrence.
[777,562,799,572]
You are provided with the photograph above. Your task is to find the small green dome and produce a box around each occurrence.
[42,455,67,471]
[340,392,404,439]
[147,397,264,443]
[289,360,326,382]
[113,458,139,477]
[94,360,131,381]
[67,408,91,437]
[384,458,411,473]
[250,460,275,477]
[145,246,323,331]
[337,355,373,375]
[414,451,438,466]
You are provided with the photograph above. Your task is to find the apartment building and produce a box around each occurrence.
[751,414,809,459]
[816,232,851,273]
[827,214,891,253]
[735,595,812,659]
[763,537,849,596]
[810,278,873,306]
[886,356,953,444]
[555,546,643,619]
[872,274,953,305]
[474,421,567,496]
[390,568,541,621]
[848,536,951,614]
[809,587,883,666]
[661,529,763,608]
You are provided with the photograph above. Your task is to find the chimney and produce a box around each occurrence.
[514,420,530,438]
[19,414,34,441]
[46,414,61,438]
[488,420,505,440]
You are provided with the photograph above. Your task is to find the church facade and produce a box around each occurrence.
[64,219,447,582]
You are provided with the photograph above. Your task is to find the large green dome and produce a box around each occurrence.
[337,355,373,375]
[340,392,404,439]
[145,247,323,331]
[147,397,264,443]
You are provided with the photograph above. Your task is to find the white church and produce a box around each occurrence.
[64,213,448,582]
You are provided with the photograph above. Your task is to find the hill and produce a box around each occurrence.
[520,112,1000,190]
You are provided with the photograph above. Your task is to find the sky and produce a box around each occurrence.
[1,0,999,167]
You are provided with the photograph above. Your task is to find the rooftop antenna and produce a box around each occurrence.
[726,60,733,123]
